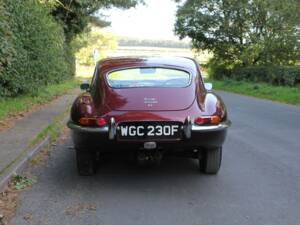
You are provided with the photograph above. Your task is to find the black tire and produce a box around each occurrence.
[200,147,222,174]
[76,148,97,176]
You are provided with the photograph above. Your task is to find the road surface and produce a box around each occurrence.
[12,91,300,225]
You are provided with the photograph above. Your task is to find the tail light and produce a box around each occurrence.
[78,117,93,126]
[96,118,107,126]
[194,116,221,125]
[78,117,107,127]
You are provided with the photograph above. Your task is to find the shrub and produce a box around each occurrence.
[71,28,117,66]
[233,66,300,86]
[0,0,74,97]
[0,1,16,94]
[209,62,300,87]
[207,58,232,80]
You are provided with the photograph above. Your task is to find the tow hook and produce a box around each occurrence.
[137,142,162,166]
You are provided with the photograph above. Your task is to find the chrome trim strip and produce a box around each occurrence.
[67,120,108,133]
[191,120,231,132]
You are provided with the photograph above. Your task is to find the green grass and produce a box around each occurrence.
[30,109,69,147]
[0,79,79,121]
[11,174,36,190]
[207,79,300,105]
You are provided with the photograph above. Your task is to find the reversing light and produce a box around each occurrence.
[194,116,221,125]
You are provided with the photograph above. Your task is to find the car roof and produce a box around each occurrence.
[97,56,198,73]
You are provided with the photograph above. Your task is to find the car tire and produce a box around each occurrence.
[200,147,222,174]
[76,148,97,176]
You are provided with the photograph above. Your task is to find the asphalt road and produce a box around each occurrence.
[12,91,300,225]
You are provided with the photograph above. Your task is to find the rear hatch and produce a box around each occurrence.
[105,86,196,111]
[104,66,196,111]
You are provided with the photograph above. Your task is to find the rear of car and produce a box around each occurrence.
[68,57,230,175]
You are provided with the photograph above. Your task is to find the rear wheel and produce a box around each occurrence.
[76,148,97,176]
[199,147,222,174]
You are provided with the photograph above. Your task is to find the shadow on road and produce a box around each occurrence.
[46,140,221,194]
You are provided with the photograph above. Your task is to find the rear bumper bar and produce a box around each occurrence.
[67,121,109,133]
[67,119,231,150]
[67,119,231,135]
[191,120,231,132]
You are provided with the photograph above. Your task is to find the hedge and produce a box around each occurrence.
[232,66,300,87]
[0,0,74,97]
[209,64,300,87]
[0,1,15,80]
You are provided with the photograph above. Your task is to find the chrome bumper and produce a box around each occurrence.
[67,120,108,133]
[68,119,231,140]
[67,118,115,139]
[191,120,231,132]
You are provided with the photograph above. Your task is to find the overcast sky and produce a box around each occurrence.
[101,0,180,40]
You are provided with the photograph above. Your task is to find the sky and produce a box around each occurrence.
[101,0,180,40]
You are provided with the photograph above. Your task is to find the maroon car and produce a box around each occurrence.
[68,56,231,175]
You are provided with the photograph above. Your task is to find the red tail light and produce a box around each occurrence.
[78,117,107,127]
[194,116,221,125]
[96,118,107,127]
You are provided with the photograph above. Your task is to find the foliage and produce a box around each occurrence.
[0,1,15,77]
[118,37,191,49]
[207,79,300,105]
[72,27,117,65]
[208,61,300,87]
[0,0,74,97]
[12,174,36,190]
[49,0,143,42]
[232,66,300,86]
[207,58,232,80]
[175,0,300,66]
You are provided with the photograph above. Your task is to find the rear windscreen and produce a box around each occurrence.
[107,68,190,88]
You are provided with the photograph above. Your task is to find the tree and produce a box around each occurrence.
[72,26,117,65]
[46,0,143,42]
[0,0,74,97]
[175,0,300,66]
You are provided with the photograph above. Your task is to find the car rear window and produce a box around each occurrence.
[107,67,190,88]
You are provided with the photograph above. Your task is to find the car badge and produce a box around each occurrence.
[144,97,158,107]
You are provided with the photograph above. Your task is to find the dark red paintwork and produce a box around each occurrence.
[71,56,227,125]
[69,57,230,176]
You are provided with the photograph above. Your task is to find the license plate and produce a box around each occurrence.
[117,122,182,140]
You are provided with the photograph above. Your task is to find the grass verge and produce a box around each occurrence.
[30,109,69,147]
[0,79,79,121]
[207,79,300,105]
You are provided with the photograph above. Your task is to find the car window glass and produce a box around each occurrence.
[107,68,190,88]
